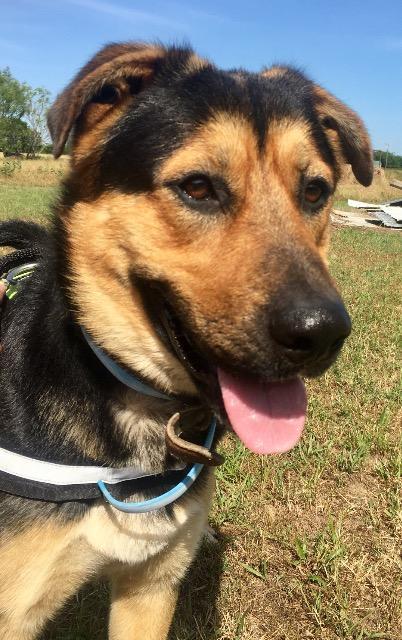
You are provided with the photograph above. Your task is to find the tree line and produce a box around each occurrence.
[2,65,402,165]
[0,68,51,157]
[373,149,402,169]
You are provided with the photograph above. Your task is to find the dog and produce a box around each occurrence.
[0,42,372,639]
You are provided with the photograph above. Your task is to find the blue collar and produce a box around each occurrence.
[82,328,172,400]
[97,416,216,513]
[80,326,217,513]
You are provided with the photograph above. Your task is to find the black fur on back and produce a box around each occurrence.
[0,220,141,527]
[0,220,49,251]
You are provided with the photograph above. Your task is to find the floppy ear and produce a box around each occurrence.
[47,42,167,158]
[313,85,373,186]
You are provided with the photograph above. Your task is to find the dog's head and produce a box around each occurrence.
[48,43,372,453]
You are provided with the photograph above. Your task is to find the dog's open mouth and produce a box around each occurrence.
[160,300,307,455]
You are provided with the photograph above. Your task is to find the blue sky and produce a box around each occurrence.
[1,0,401,152]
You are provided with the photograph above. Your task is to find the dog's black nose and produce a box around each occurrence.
[270,297,351,364]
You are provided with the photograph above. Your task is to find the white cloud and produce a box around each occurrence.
[174,4,234,24]
[64,0,188,30]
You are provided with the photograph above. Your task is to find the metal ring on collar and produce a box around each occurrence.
[97,416,217,513]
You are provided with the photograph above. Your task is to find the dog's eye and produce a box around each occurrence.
[179,176,216,201]
[305,183,323,203]
[169,174,230,213]
[303,179,330,210]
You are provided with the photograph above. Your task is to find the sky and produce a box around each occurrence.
[1,0,401,153]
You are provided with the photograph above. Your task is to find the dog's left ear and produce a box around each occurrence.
[48,42,169,158]
[313,85,373,186]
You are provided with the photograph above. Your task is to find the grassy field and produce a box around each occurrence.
[334,165,402,212]
[0,159,401,639]
[0,156,68,221]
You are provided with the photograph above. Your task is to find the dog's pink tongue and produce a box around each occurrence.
[217,369,307,454]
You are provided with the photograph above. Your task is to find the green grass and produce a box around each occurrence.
[0,184,57,222]
[1,179,400,639]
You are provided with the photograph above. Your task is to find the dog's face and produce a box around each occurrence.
[48,44,372,447]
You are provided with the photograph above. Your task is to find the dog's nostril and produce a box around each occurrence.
[269,298,351,363]
[288,336,314,352]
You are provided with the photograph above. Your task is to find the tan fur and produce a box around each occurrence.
[65,197,198,396]
[184,53,210,74]
[0,523,99,639]
[0,472,214,639]
[2,43,372,639]
[261,65,288,78]
[109,582,177,640]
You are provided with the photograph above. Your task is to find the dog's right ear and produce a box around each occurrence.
[312,85,373,186]
[47,42,168,158]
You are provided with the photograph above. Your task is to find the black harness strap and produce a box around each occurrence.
[0,247,42,275]
[0,467,191,503]
[0,247,43,340]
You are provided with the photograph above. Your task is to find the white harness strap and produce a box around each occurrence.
[0,445,184,486]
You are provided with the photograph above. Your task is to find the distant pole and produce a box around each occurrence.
[385,143,389,169]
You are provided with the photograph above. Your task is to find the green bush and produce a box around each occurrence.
[0,158,22,177]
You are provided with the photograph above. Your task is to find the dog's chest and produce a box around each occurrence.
[80,488,211,567]
[76,396,213,566]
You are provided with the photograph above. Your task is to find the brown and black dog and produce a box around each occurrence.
[0,43,372,639]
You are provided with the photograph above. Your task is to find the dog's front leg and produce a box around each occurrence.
[108,480,214,639]
[109,571,178,640]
